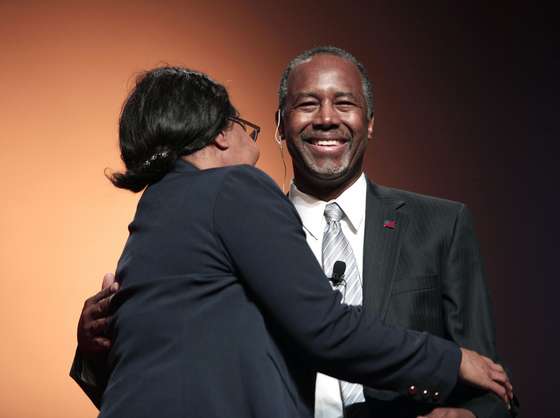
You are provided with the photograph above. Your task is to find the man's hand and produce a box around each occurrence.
[77,273,119,357]
[418,407,475,418]
[459,348,513,408]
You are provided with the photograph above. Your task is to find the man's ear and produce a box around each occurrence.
[213,131,230,150]
[367,116,374,141]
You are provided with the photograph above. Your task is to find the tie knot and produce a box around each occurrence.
[324,202,344,223]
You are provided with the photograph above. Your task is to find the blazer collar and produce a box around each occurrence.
[172,158,199,173]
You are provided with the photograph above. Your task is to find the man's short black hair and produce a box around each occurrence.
[278,46,374,118]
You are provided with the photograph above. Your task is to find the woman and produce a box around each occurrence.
[91,66,508,418]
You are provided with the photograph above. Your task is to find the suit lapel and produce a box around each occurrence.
[362,181,408,320]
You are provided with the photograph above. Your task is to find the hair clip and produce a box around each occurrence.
[143,150,170,167]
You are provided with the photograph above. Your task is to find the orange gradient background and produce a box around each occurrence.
[1,2,556,417]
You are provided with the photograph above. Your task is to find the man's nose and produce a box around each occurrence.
[313,102,340,129]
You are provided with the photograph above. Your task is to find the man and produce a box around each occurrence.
[71,52,514,417]
[277,46,516,418]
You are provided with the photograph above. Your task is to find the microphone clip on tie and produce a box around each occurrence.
[330,260,346,287]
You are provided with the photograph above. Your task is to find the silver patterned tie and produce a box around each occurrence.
[322,202,365,407]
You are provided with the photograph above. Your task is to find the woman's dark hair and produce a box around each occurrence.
[108,66,237,192]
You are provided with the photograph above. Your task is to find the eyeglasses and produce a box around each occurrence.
[229,116,260,142]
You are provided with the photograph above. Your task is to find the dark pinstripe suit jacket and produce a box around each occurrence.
[355,180,514,418]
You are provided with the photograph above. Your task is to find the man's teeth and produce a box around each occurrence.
[310,139,343,146]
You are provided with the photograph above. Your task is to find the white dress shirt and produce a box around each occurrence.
[289,174,368,418]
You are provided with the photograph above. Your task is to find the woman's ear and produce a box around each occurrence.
[213,130,230,150]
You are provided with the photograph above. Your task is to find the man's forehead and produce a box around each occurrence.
[287,54,362,95]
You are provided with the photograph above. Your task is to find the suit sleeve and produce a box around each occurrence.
[441,205,518,417]
[213,166,461,401]
[69,349,108,409]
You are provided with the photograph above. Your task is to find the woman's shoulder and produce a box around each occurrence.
[216,164,283,197]
[147,162,285,206]
[222,164,275,182]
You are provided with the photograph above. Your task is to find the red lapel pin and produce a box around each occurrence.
[383,220,397,229]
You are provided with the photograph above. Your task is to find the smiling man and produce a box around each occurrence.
[278,46,516,418]
[282,53,370,202]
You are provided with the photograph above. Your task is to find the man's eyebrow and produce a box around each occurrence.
[292,92,320,101]
[334,92,359,100]
[291,91,359,101]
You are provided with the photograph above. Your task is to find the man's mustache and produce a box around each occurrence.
[301,130,351,142]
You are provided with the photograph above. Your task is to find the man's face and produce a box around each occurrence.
[282,54,373,190]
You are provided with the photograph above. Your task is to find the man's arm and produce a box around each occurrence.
[441,205,517,417]
[69,273,118,408]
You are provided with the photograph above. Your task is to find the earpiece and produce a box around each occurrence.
[274,108,287,193]
[274,109,283,147]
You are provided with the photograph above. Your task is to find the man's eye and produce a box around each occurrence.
[298,102,318,109]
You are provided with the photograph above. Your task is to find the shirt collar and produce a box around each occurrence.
[289,173,367,240]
